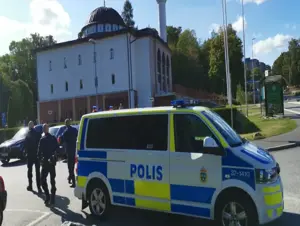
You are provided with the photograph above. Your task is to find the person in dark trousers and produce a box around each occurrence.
[24,121,42,192]
[59,119,78,187]
[38,123,59,205]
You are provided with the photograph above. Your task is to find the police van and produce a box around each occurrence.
[74,100,283,226]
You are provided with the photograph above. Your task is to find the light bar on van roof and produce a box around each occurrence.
[171,99,200,108]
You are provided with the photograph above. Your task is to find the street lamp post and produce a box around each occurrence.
[89,39,99,109]
[241,0,248,116]
[221,0,233,127]
[252,38,256,104]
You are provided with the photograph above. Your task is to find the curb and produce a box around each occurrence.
[266,143,298,152]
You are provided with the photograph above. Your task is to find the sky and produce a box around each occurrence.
[0,0,298,66]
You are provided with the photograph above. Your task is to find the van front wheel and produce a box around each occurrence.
[88,182,111,220]
[215,194,258,226]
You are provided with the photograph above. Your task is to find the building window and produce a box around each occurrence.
[78,55,82,65]
[111,74,115,84]
[65,81,68,92]
[64,57,67,68]
[166,56,170,90]
[80,79,83,89]
[162,52,166,92]
[86,114,168,150]
[49,61,52,71]
[157,49,161,83]
[110,48,114,59]
[93,51,97,63]
[50,84,53,94]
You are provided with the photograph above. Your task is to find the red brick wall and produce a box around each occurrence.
[60,99,73,121]
[39,101,58,123]
[75,97,87,120]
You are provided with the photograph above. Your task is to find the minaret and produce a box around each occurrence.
[156,0,167,42]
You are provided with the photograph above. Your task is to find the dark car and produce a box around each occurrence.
[0,176,7,225]
[0,125,43,164]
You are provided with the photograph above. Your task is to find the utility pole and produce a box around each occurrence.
[252,38,256,104]
[241,0,248,116]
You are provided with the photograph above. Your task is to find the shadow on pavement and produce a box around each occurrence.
[1,160,26,167]
[285,115,300,119]
[265,212,300,226]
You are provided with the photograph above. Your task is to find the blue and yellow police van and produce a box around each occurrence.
[74,100,283,226]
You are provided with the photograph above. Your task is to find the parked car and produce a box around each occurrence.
[0,176,7,225]
[43,125,79,159]
[0,125,43,164]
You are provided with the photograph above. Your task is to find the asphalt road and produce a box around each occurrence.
[2,148,300,226]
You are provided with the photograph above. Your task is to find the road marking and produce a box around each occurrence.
[25,212,51,226]
[284,108,300,114]
[288,102,300,105]
[6,209,49,214]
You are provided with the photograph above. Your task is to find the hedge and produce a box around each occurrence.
[0,109,257,144]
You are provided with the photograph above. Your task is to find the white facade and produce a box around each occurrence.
[36,32,172,108]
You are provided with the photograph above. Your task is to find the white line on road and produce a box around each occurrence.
[6,209,49,214]
[284,108,300,114]
[288,102,300,105]
[25,212,51,226]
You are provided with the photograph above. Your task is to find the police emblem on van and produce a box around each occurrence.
[200,167,207,183]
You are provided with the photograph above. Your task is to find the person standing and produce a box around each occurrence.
[24,121,42,192]
[38,124,59,205]
[59,119,78,187]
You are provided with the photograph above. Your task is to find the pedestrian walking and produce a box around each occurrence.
[59,119,78,187]
[38,123,59,205]
[24,121,42,192]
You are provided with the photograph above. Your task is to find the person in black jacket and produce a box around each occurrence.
[38,123,59,205]
[24,121,42,192]
[59,119,78,187]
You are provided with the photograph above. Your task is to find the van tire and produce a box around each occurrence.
[87,180,111,220]
[215,190,258,226]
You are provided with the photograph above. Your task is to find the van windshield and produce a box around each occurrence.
[202,110,243,147]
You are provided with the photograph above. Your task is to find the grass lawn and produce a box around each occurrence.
[239,106,297,140]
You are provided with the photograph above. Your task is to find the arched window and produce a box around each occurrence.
[157,49,161,84]
[65,81,68,92]
[50,84,53,94]
[49,60,52,71]
[110,48,114,59]
[162,52,166,92]
[64,57,67,68]
[166,55,170,91]
[80,80,83,89]
[111,74,115,84]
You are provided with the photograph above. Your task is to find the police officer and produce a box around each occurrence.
[24,121,42,192]
[38,123,59,205]
[59,119,78,187]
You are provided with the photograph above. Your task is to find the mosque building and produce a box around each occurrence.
[36,0,172,123]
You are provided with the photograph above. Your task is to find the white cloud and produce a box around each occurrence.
[209,23,220,34]
[232,16,247,33]
[242,0,270,5]
[253,34,291,55]
[0,0,71,55]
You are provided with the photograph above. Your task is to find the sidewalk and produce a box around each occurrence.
[253,117,300,149]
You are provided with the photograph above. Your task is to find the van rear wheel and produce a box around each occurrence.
[215,192,258,226]
[88,181,111,220]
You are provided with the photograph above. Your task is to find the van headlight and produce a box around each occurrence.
[255,168,278,184]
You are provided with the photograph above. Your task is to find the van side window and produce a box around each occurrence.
[86,114,168,151]
[174,114,215,153]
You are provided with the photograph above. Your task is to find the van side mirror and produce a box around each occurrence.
[203,137,218,148]
[203,136,223,156]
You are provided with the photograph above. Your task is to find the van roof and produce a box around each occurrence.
[82,106,209,119]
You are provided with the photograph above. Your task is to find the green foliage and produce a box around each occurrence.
[272,38,300,86]
[213,107,259,134]
[7,79,33,127]
[121,0,135,27]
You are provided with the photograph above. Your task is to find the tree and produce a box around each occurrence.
[166,26,182,47]
[0,33,56,120]
[121,0,135,27]
[252,67,262,80]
